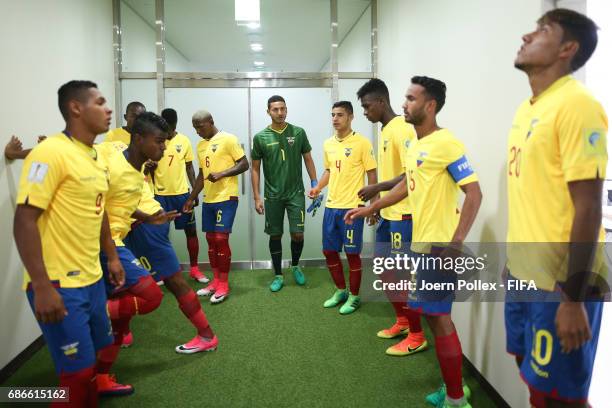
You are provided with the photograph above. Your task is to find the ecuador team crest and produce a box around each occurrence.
[212,144,218,152]
[287,136,295,146]
[344,147,352,157]
[175,144,182,153]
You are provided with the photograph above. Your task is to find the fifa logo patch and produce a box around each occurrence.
[211,144,218,152]
[585,129,606,156]
[417,151,427,167]
[175,144,182,153]
[526,118,539,139]
[27,162,49,183]
[287,136,295,146]
[61,342,79,359]
[344,148,352,157]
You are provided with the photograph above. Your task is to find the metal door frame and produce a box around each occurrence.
[112,0,378,269]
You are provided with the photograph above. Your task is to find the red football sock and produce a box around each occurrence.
[214,232,231,283]
[206,232,220,281]
[96,317,131,374]
[389,301,410,326]
[177,290,213,338]
[346,253,362,295]
[107,276,163,320]
[405,307,423,333]
[528,385,546,408]
[323,250,345,289]
[435,330,464,400]
[52,366,96,408]
[186,234,200,268]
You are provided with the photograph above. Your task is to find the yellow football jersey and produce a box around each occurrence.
[323,132,377,209]
[154,133,194,196]
[378,116,416,220]
[95,142,144,246]
[197,132,245,203]
[16,133,109,289]
[506,75,608,290]
[104,127,130,145]
[137,181,163,216]
[404,129,478,253]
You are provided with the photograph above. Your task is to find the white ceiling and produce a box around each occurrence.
[123,0,371,72]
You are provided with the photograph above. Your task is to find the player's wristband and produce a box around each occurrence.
[311,179,318,189]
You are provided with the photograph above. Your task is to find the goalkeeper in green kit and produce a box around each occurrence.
[251,95,320,292]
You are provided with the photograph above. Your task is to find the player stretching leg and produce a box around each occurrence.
[94,112,174,396]
[356,78,427,356]
[124,181,219,354]
[346,77,482,408]
[183,110,249,303]
[309,101,377,315]
[14,80,121,407]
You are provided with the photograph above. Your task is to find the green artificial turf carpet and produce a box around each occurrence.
[3,268,498,407]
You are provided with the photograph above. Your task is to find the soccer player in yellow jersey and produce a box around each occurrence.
[505,9,606,408]
[14,80,123,406]
[94,113,181,396]
[157,108,205,283]
[183,110,249,304]
[356,78,427,356]
[308,101,377,315]
[346,77,482,408]
[97,113,218,359]
[103,101,145,144]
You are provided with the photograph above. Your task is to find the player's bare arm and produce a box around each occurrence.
[207,156,249,182]
[358,173,405,201]
[185,161,198,207]
[100,212,125,288]
[450,181,482,244]
[308,169,330,198]
[303,151,318,183]
[14,204,67,324]
[251,158,264,214]
[5,135,36,160]
[184,169,205,213]
[365,168,379,225]
[132,209,180,225]
[556,178,603,353]
[344,178,408,224]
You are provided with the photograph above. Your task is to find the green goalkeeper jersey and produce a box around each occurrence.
[252,123,312,200]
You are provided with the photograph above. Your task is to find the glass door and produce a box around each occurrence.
[249,87,333,262]
[164,87,251,264]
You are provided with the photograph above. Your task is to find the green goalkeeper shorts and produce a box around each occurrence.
[264,194,305,236]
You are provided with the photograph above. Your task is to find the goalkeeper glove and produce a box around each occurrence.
[307,179,323,216]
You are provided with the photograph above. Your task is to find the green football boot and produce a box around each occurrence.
[323,289,348,308]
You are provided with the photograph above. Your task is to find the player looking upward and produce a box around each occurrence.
[506,9,606,408]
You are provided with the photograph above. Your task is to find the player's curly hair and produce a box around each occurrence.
[131,111,170,139]
[356,78,389,103]
[539,8,598,72]
[411,76,446,113]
